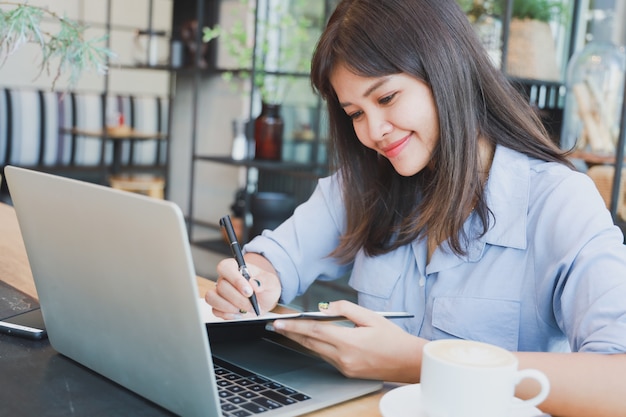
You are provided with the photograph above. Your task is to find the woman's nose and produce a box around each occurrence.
[368,114,393,141]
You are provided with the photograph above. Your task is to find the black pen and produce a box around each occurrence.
[219,215,261,316]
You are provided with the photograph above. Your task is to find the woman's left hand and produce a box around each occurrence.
[271,300,425,382]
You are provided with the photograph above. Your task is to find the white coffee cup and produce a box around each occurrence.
[421,339,550,417]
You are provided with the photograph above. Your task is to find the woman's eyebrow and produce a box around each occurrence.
[339,77,392,108]
[363,77,390,98]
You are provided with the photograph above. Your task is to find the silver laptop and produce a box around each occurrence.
[4,166,382,417]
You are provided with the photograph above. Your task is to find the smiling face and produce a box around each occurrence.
[330,63,440,177]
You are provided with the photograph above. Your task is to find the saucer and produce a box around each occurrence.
[379,384,543,417]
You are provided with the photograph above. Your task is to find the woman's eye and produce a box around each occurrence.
[379,93,396,105]
[348,110,363,120]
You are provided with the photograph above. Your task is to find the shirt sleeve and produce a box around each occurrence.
[534,169,626,353]
[243,174,352,303]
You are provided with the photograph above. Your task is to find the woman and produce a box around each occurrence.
[206,1,626,415]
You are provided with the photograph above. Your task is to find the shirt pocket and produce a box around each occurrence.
[431,296,521,351]
[348,249,405,311]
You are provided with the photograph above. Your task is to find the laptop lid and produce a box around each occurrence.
[5,166,382,416]
[6,165,219,416]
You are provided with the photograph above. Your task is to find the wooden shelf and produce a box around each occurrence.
[569,150,624,166]
[194,155,326,178]
[61,127,167,141]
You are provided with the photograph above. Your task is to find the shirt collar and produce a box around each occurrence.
[423,145,531,272]
[481,145,530,251]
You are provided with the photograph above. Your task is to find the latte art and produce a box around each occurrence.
[421,339,550,417]
[429,340,514,368]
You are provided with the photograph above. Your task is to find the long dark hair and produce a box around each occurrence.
[311,0,572,262]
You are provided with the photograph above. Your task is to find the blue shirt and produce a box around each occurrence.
[244,145,626,353]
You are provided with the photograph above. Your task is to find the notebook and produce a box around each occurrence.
[4,166,384,417]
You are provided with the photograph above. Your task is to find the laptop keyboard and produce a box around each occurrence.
[213,356,311,416]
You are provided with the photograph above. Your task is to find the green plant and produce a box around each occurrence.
[203,0,314,105]
[458,0,566,23]
[0,2,113,89]
[506,0,565,22]
[457,0,496,22]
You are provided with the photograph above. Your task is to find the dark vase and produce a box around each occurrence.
[254,102,283,160]
[249,192,296,240]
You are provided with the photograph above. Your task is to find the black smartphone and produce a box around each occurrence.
[0,308,47,340]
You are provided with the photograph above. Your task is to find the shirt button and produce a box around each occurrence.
[419,277,426,287]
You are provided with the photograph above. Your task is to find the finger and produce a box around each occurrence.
[216,258,254,298]
[210,306,247,321]
[273,317,349,346]
[272,319,346,359]
[245,269,282,313]
[320,300,387,327]
[216,258,282,315]
[208,302,253,320]
[207,278,254,315]
[204,288,239,316]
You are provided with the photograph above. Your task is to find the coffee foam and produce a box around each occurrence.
[428,340,514,368]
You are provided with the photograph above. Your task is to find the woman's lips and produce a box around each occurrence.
[381,135,410,158]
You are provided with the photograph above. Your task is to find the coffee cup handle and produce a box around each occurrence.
[514,369,551,408]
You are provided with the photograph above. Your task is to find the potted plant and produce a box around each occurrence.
[458,0,568,81]
[504,0,568,81]
[505,0,565,22]
[203,0,313,105]
[458,0,566,27]
[0,2,112,89]
[203,0,315,160]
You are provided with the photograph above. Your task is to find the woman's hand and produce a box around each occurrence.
[205,253,282,319]
[271,300,426,382]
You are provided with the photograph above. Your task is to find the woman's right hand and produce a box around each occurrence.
[205,253,282,319]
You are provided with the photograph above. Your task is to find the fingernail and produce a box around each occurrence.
[243,286,253,297]
[273,320,285,330]
[265,323,275,332]
[318,301,330,311]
